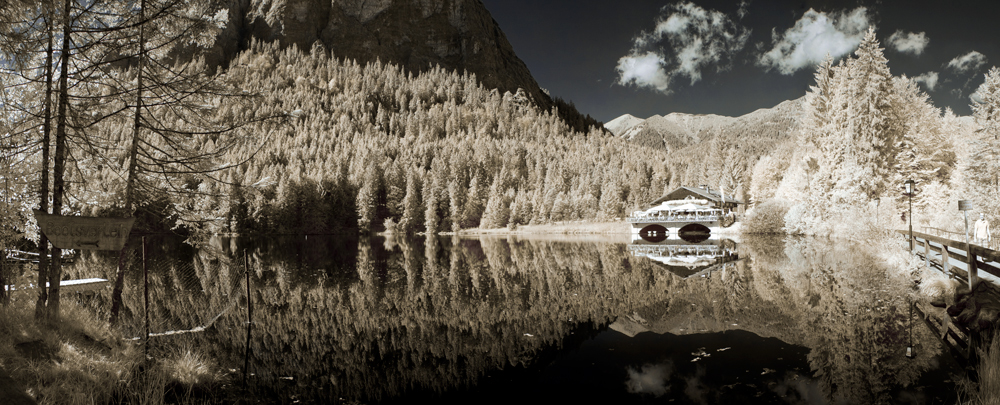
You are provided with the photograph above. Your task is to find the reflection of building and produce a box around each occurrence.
[627,185,743,238]
[628,237,739,279]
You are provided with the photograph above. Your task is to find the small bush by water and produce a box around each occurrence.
[742,199,791,234]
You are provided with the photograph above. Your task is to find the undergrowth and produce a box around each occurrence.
[0,296,231,404]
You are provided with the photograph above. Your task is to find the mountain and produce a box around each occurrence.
[604,114,644,135]
[607,97,803,152]
[205,0,602,130]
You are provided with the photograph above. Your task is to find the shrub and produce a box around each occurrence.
[742,199,792,234]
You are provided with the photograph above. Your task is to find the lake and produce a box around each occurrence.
[64,233,964,404]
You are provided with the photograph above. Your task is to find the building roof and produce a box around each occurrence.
[650,186,744,206]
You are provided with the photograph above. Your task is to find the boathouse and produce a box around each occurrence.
[628,185,744,239]
[648,185,743,211]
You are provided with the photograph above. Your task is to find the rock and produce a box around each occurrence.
[946,282,1000,335]
[206,0,551,114]
[14,339,57,362]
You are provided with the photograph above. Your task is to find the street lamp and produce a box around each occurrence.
[905,179,915,252]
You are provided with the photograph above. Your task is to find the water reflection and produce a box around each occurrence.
[71,234,961,403]
[628,236,739,278]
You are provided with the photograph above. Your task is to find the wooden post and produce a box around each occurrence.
[244,249,252,388]
[941,245,950,274]
[968,245,979,290]
[924,239,931,268]
[143,236,149,360]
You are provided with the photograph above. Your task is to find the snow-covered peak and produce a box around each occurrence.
[606,114,646,137]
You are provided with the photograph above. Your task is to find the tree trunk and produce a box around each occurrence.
[48,0,73,322]
[111,0,145,325]
[35,23,54,320]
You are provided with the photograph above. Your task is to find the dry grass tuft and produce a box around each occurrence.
[959,332,1000,405]
[164,348,215,386]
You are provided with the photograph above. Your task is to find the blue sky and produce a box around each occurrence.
[480,0,1000,122]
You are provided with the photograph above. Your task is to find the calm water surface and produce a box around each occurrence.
[72,233,964,404]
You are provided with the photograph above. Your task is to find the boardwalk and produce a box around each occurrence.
[901,230,1000,368]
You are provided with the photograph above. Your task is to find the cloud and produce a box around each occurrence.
[887,30,928,55]
[736,0,749,20]
[616,2,750,93]
[758,7,871,75]
[947,51,987,74]
[616,52,672,92]
[912,71,939,91]
[625,363,673,396]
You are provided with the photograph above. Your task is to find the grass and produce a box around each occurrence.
[959,331,1000,405]
[0,296,229,404]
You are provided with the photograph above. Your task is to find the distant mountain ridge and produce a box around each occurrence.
[607,98,804,152]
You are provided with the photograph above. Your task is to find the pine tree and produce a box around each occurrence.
[968,67,1000,222]
[400,171,422,233]
[423,172,439,234]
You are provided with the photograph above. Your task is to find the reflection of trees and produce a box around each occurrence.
[89,235,945,404]
[748,237,940,404]
[630,236,943,404]
[108,235,685,401]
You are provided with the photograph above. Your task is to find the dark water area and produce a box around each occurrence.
[64,233,965,404]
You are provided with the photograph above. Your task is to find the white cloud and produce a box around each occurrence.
[947,51,987,74]
[616,52,672,92]
[887,30,928,55]
[616,2,750,93]
[758,7,871,75]
[913,71,939,91]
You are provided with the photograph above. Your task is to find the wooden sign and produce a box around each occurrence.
[33,210,134,251]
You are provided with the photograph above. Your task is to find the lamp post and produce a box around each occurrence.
[905,180,915,252]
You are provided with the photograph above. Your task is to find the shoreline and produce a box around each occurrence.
[456,221,631,235]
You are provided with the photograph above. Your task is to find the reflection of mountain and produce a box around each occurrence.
[628,238,739,278]
[86,234,960,404]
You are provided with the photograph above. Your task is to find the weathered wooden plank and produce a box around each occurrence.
[4,278,108,293]
[924,239,931,268]
[942,245,950,273]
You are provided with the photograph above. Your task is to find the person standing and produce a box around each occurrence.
[974,213,991,246]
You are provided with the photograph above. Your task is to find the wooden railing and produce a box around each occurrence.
[899,230,1000,287]
[627,213,722,223]
[921,226,1000,250]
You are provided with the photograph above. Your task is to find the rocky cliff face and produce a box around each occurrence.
[208,0,550,111]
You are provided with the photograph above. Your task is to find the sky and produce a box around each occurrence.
[479,0,1000,123]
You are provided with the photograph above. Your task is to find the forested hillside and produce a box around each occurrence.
[743,29,993,237]
[608,97,803,206]
[51,42,672,236]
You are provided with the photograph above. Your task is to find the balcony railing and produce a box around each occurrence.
[627,211,724,223]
